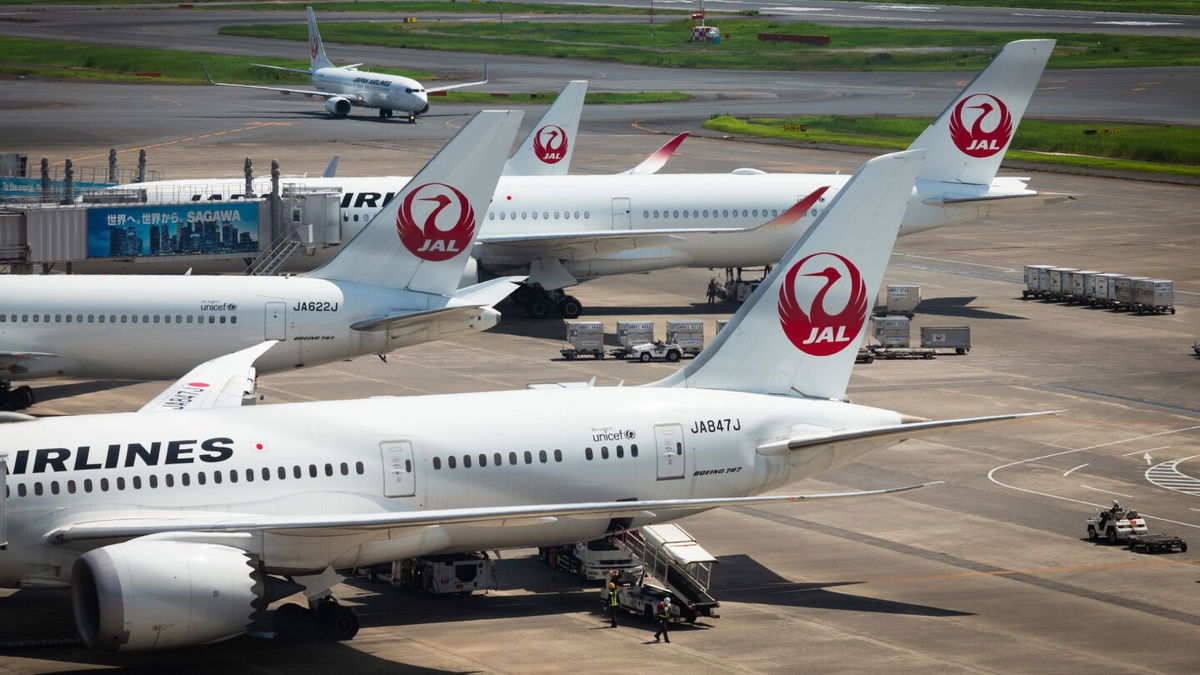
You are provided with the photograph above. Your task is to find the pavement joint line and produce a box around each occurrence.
[1122,446,1169,456]
[1043,383,1200,416]
[862,558,1200,585]
[730,505,1200,627]
[1078,484,1135,499]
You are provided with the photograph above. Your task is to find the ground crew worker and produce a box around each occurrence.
[706,278,719,305]
[653,596,671,643]
[606,582,620,628]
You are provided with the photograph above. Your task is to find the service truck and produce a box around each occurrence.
[544,538,643,582]
[362,552,497,595]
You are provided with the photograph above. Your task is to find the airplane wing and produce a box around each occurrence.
[46,483,937,544]
[137,341,277,413]
[425,63,488,94]
[202,64,359,101]
[619,133,689,175]
[251,63,313,76]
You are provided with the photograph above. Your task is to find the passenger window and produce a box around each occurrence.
[722,209,729,217]
[448,456,457,469]
[508,451,517,465]
[187,316,193,324]
[584,211,590,220]
[163,315,170,324]
[31,315,38,323]
[539,450,547,463]
[499,212,506,220]
[531,212,538,220]
[150,475,158,488]
[554,211,560,219]
[278,466,287,480]
[85,478,94,492]
[121,315,128,323]
[617,445,624,458]
[510,212,516,220]
[543,211,549,219]
[133,476,142,489]
[433,457,441,470]
[479,453,487,467]
[230,469,239,483]
[521,212,527,219]
[17,483,26,497]
[643,210,649,218]
[405,460,412,473]
[554,449,562,462]
[354,214,360,222]
[50,481,60,495]
[67,479,77,494]
[601,446,609,460]
[631,444,638,458]
[101,478,111,491]
[214,471,223,484]
[220,316,226,324]
[294,465,302,479]
[197,472,206,485]
[585,447,594,461]
[34,482,43,496]
[264,467,272,480]
[166,474,175,487]
[109,315,116,323]
[574,211,581,219]
[524,451,532,464]
[355,461,364,475]
[142,315,149,323]
[676,442,684,456]
[153,315,160,324]
[176,315,182,323]
[323,464,332,477]
[181,474,190,487]
[43,314,50,322]
[247,468,255,482]
[21,314,27,322]
[131,315,138,324]
[208,316,215,324]
[54,314,61,322]
[672,210,679,218]
[494,452,502,466]
[488,212,495,220]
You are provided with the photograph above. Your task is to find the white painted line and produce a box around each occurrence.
[892,252,1016,273]
[1122,445,1170,456]
[1079,485,1135,499]
[986,424,1200,531]
[1145,454,1200,496]
[1062,463,1088,477]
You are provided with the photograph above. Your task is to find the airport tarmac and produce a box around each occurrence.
[1,136,1197,672]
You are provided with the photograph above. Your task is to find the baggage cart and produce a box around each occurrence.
[1091,273,1126,308]
[1068,270,1102,304]
[1022,264,1056,299]
[919,325,971,354]
[610,320,654,359]
[1112,276,1150,311]
[1127,533,1187,554]
[666,319,704,357]
[868,346,935,360]
[1132,278,1175,314]
[872,315,910,347]
[560,321,605,360]
[1046,267,1078,301]
[881,284,921,317]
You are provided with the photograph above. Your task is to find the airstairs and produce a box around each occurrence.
[244,230,305,276]
[611,523,720,616]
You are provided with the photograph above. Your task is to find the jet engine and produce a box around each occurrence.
[71,540,263,651]
[324,97,352,118]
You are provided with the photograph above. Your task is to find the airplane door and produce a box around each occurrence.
[265,302,286,340]
[654,424,686,481]
[381,441,416,498]
[611,197,632,229]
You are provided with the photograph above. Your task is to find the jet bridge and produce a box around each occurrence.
[611,523,719,617]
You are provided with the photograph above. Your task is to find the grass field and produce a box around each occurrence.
[703,116,1200,178]
[220,19,1200,70]
[196,1,689,14]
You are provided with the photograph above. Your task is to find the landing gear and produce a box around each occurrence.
[0,382,35,411]
[556,295,583,319]
[514,284,585,319]
[407,111,417,124]
[273,599,359,642]
[379,108,393,119]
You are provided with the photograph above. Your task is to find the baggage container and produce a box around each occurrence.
[920,325,971,354]
[560,321,605,360]
[1133,278,1175,314]
[1113,276,1150,310]
[666,319,705,356]
[611,320,655,359]
[872,316,910,347]
[1092,273,1127,307]
[1047,267,1078,299]
[1068,270,1102,303]
[884,284,921,317]
[1022,265,1056,298]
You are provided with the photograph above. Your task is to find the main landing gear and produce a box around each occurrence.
[0,382,35,411]
[379,108,393,120]
[273,597,360,643]
[511,284,583,319]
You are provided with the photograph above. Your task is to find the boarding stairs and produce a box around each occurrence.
[244,229,305,276]
[611,523,719,614]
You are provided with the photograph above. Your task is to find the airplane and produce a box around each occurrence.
[0,147,1054,651]
[0,111,525,411]
[204,6,487,123]
[116,40,1066,320]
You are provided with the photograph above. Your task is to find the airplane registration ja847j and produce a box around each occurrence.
[0,146,1053,651]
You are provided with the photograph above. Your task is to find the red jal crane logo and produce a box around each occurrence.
[777,252,868,356]
[395,182,475,262]
[948,94,1013,158]
[310,37,319,60]
[532,125,569,164]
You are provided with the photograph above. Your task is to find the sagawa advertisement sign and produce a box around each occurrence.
[87,202,261,259]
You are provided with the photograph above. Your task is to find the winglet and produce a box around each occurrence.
[622,133,689,175]
[751,186,830,232]
[322,155,340,178]
[201,63,215,85]
[138,341,278,413]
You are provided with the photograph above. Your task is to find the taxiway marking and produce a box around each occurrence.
[72,121,294,161]
[1079,484,1134,499]
[1062,463,1088,477]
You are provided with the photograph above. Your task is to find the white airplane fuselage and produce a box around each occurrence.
[312,67,429,114]
[0,387,902,586]
[0,275,487,381]
[92,172,1042,277]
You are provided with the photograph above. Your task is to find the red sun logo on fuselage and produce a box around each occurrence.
[777,252,868,356]
[948,94,1013,158]
[395,182,475,262]
[532,125,569,164]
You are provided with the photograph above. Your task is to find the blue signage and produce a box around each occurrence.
[87,203,261,259]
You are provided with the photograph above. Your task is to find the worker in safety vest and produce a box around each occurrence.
[653,596,672,643]
[606,582,620,628]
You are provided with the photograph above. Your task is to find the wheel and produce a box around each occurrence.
[1087,526,1098,541]
[1106,527,1118,544]
[274,603,319,642]
[557,295,583,319]
[564,352,576,360]
[665,350,680,362]
[318,603,360,641]
[639,352,652,363]
[408,113,416,123]
[593,352,604,360]
[525,298,551,319]
[956,348,966,355]
[379,108,389,119]
[511,285,533,305]
[1181,542,1188,552]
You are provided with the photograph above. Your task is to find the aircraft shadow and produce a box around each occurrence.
[911,297,1027,321]
[711,554,973,617]
[27,380,143,406]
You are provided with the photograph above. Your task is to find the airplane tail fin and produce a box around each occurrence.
[907,39,1054,185]
[307,110,522,294]
[306,6,335,71]
[503,80,587,176]
[651,150,924,400]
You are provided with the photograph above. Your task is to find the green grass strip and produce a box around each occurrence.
[197,1,689,14]
[218,19,1200,70]
[703,116,1200,178]
[440,90,690,104]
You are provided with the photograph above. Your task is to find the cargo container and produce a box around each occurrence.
[610,320,655,358]
[1022,265,1056,299]
[920,326,971,355]
[1132,278,1175,314]
[882,284,921,317]
[1113,276,1150,311]
[560,321,605,360]
[666,319,705,356]
[1068,270,1102,304]
[1047,267,1078,300]
[1091,273,1127,308]
[872,316,910,347]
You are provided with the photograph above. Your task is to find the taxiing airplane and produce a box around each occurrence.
[127,40,1065,319]
[0,147,1053,651]
[205,6,487,122]
[0,111,524,411]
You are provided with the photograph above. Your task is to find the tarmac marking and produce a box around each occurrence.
[891,252,1016,273]
[1079,484,1134,499]
[1123,446,1168,456]
[987,424,1200,531]
[1062,463,1088,477]
[1036,86,1066,91]
[71,121,294,161]
[1145,455,1200,496]
[865,558,1200,585]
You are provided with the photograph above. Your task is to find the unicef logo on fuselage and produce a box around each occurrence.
[777,252,868,356]
[948,94,1013,158]
[394,182,475,262]
[532,124,569,164]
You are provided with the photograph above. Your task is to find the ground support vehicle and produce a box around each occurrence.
[666,320,704,357]
[1046,267,1078,301]
[611,524,720,622]
[560,320,605,360]
[920,326,971,355]
[1022,264,1056,299]
[1132,279,1175,315]
[1086,509,1149,544]
[1127,534,1187,554]
[614,582,695,623]
[609,320,654,359]
[362,552,497,595]
[1067,270,1102,305]
[868,346,935,360]
[872,316,910,347]
[1193,343,1200,358]
[542,538,643,582]
[855,348,875,364]
[627,341,685,363]
[1090,273,1127,308]
[1111,276,1150,311]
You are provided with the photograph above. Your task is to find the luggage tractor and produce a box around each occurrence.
[1087,505,1148,544]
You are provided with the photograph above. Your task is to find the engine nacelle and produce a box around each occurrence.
[72,540,261,651]
[324,97,352,118]
[458,256,480,288]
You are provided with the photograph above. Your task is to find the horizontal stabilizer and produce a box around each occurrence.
[451,276,524,306]
[138,341,277,413]
[351,305,488,332]
[925,191,1075,206]
[47,483,938,543]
